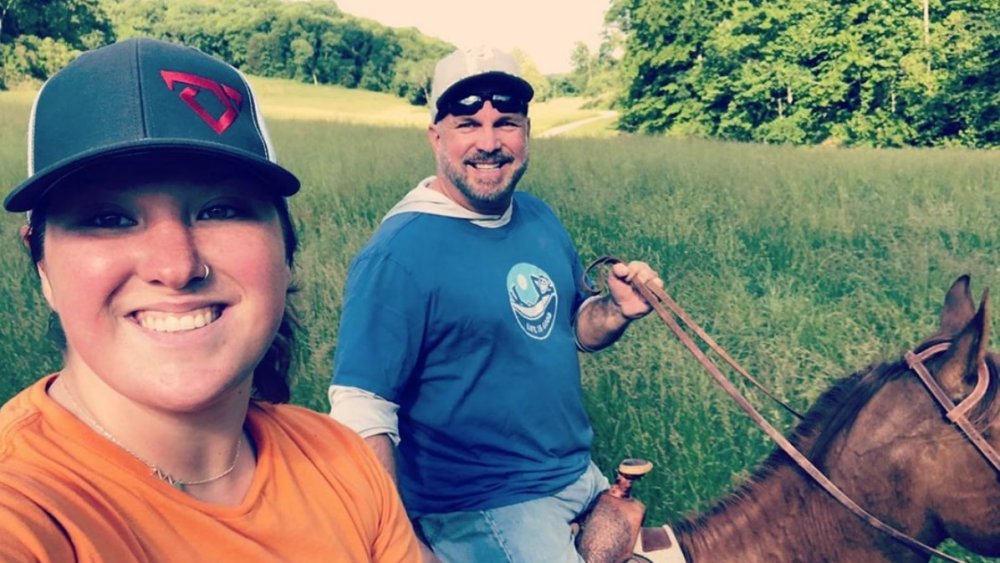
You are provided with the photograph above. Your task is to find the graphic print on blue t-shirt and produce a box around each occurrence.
[507,262,558,339]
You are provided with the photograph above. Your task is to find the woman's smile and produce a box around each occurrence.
[133,305,222,333]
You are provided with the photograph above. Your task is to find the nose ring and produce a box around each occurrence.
[201,264,211,280]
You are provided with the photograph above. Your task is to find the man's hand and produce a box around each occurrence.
[575,260,664,352]
[607,260,663,322]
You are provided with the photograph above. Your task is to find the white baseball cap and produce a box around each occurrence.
[428,45,534,122]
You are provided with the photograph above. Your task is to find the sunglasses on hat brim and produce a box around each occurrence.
[435,92,529,123]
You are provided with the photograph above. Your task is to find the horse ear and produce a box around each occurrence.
[936,287,990,400]
[936,275,976,339]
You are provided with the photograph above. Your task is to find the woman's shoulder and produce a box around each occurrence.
[248,403,391,490]
[0,478,76,561]
[250,402,368,452]
[0,377,55,459]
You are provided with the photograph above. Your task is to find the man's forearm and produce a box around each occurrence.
[365,433,398,481]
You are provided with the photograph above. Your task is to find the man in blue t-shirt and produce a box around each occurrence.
[330,45,663,562]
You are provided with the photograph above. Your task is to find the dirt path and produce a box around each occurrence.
[537,110,618,138]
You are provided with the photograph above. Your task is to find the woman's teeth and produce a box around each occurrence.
[136,307,218,333]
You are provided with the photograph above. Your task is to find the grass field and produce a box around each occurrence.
[1,79,998,560]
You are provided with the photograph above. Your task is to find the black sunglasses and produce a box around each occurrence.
[435,92,529,122]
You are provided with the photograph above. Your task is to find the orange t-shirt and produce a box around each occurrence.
[0,375,420,562]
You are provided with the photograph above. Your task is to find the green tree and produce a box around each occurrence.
[390,26,452,105]
[356,25,400,92]
[100,0,168,39]
[611,0,731,134]
[0,0,20,42]
[569,41,591,93]
[7,0,457,106]
[392,57,434,104]
[1,0,114,88]
[611,0,998,147]
[911,0,1000,147]
[3,0,113,48]
[511,48,551,101]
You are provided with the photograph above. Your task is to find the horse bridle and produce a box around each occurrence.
[905,342,1000,474]
[585,257,999,563]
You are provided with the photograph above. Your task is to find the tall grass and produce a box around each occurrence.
[1,89,998,560]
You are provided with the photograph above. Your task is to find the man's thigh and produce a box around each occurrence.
[418,462,609,563]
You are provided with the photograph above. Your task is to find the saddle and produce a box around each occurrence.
[575,459,686,563]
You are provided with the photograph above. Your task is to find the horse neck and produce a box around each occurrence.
[673,376,944,563]
[672,462,931,563]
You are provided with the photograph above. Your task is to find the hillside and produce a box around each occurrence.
[247,76,618,136]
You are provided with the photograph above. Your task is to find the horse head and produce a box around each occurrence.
[824,275,1000,559]
[914,275,1000,555]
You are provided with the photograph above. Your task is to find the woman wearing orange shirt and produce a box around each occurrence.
[0,37,419,562]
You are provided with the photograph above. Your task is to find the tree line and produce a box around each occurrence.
[2,0,995,148]
[0,0,453,105]
[606,0,998,148]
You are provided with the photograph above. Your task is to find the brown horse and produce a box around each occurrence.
[579,275,1000,562]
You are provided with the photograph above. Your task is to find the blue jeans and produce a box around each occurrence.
[415,461,610,563]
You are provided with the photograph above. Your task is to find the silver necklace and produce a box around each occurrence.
[60,379,243,492]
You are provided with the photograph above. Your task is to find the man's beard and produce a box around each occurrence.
[439,149,529,210]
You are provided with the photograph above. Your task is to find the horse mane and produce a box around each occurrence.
[675,339,1000,533]
[804,359,909,463]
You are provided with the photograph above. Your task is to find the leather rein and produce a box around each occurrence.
[585,257,1000,563]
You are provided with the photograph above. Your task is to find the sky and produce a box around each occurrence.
[332,0,613,75]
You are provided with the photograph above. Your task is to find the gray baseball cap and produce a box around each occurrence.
[5,37,300,212]
[428,46,534,122]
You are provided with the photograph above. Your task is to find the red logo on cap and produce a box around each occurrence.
[160,71,243,134]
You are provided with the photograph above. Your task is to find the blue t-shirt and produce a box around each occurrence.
[333,192,593,515]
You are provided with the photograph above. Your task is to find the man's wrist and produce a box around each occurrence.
[608,294,644,322]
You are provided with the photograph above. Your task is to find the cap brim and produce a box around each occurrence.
[4,140,300,212]
[437,72,535,110]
